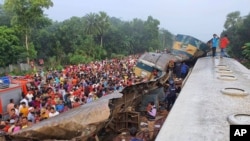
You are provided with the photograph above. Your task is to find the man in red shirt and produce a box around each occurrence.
[220,34,230,58]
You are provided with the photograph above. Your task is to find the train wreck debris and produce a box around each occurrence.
[8,93,122,141]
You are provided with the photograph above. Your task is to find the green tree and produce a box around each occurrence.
[4,0,53,63]
[0,26,24,66]
[97,11,110,47]
[237,14,250,48]
[159,28,174,50]
[0,5,12,26]
[144,16,160,51]
[103,16,164,56]
[84,12,110,47]
[242,42,250,68]
[224,11,243,29]
[84,13,99,36]
[25,12,175,64]
[103,18,131,56]
[222,11,244,58]
[128,18,145,54]
[242,43,250,59]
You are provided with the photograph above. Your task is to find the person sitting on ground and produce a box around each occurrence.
[56,100,65,113]
[146,101,157,121]
[48,107,59,118]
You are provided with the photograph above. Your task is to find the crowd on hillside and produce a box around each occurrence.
[1,55,143,134]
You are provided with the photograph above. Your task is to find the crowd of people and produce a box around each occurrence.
[2,55,143,134]
[1,53,190,138]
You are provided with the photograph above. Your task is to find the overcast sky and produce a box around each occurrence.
[45,0,250,42]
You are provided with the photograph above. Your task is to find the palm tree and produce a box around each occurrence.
[84,12,110,47]
[97,11,110,47]
[224,11,243,29]
[84,13,99,36]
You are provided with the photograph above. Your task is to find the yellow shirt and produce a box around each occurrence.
[40,108,49,119]
[20,107,29,117]
[60,77,64,84]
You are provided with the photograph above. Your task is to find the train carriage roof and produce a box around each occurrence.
[138,52,178,71]
[156,57,250,141]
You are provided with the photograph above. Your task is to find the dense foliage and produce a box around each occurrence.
[221,12,250,60]
[242,42,250,68]
[0,1,249,68]
[0,26,25,66]
[1,1,174,68]
[3,0,53,64]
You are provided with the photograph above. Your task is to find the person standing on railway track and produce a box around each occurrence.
[219,34,230,58]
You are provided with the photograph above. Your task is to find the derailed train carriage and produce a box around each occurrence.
[172,34,210,59]
[134,34,210,78]
[5,34,210,141]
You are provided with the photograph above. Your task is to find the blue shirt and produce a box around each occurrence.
[56,104,64,112]
[181,64,189,73]
[212,37,219,48]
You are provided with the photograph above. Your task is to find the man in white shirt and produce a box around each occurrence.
[49,107,59,118]
[26,91,34,103]
[20,97,29,106]
[27,107,35,123]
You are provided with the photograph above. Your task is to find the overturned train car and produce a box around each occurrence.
[134,34,210,78]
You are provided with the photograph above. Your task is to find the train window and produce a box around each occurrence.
[136,62,154,72]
